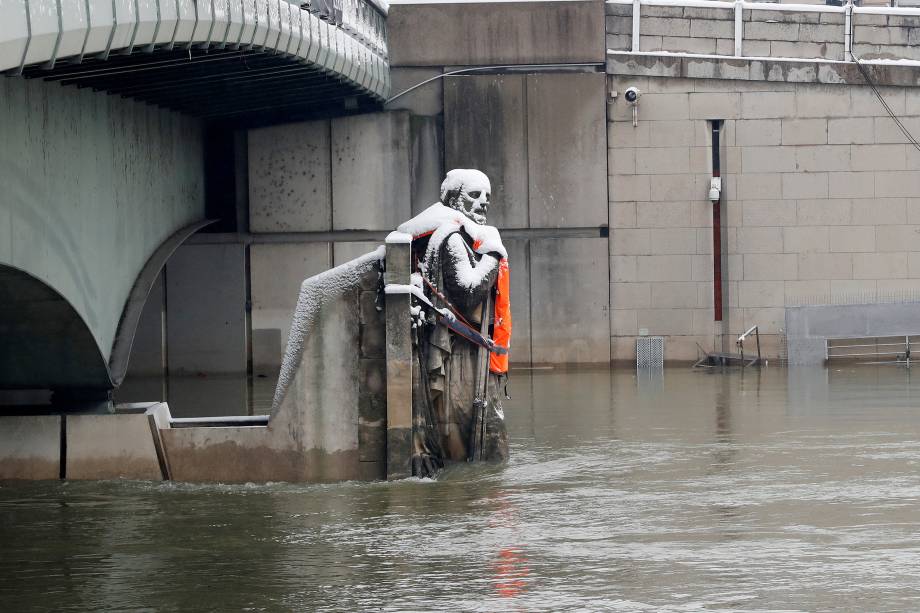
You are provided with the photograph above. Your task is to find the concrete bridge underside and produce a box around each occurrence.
[0,0,389,400]
[0,0,389,115]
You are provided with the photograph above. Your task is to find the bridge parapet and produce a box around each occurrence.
[0,0,390,104]
[608,0,920,85]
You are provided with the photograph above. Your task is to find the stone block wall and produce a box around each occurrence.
[607,3,737,56]
[607,2,920,64]
[608,74,920,362]
[853,13,920,61]
[745,10,845,62]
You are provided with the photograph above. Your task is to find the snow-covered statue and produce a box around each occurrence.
[396,169,512,477]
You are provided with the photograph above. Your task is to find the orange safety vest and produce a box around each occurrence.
[410,228,512,375]
[490,256,512,375]
[473,239,511,375]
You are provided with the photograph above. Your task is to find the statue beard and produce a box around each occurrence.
[449,198,488,225]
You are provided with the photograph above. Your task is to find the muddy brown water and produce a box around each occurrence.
[4,366,920,611]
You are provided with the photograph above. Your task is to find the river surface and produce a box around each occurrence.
[5,366,920,611]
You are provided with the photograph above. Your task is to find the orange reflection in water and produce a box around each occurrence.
[492,546,530,599]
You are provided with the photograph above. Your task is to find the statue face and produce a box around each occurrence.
[455,182,491,225]
[441,169,492,225]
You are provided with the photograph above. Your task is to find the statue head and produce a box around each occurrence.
[440,169,491,225]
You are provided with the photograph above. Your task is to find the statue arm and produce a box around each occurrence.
[442,233,499,315]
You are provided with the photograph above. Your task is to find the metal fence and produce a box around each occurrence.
[607,0,920,64]
[637,336,665,368]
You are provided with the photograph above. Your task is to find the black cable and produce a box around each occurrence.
[850,51,920,152]
[385,63,602,105]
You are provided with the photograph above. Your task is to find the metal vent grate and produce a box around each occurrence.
[636,336,664,369]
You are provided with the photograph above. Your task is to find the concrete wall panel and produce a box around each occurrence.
[115,273,167,405]
[409,115,445,215]
[530,238,610,364]
[0,415,61,480]
[331,112,412,230]
[248,120,332,233]
[123,273,166,379]
[506,239,532,365]
[444,75,528,228]
[166,375,249,418]
[166,244,247,375]
[389,1,604,67]
[333,242,384,266]
[527,73,608,228]
[66,414,163,480]
[0,416,60,480]
[251,243,332,373]
[387,67,444,117]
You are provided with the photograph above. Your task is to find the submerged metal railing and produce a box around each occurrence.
[827,335,918,365]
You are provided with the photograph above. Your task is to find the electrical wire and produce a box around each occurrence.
[384,63,602,105]
[850,50,920,153]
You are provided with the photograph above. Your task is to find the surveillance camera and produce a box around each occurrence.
[624,86,641,105]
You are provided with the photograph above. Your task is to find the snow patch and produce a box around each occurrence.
[470,224,505,257]
[446,236,500,291]
[386,231,413,244]
[397,202,465,237]
[384,281,455,320]
[439,168,490,201]
[397,203,508,259]
[384,283,428,300]
[272,246,385,413]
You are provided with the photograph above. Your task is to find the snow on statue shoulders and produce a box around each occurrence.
[397,169,506,259]
[397,203,507,260]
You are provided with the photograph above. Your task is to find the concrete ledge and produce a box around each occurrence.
[66,414,164,481]
[0,416,60,480]
[161,426,361,483]
[607,51,920,87]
